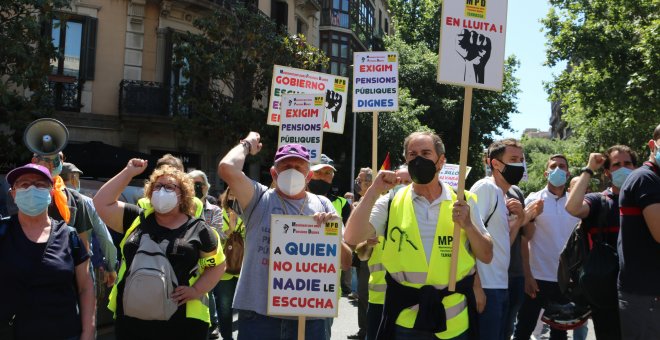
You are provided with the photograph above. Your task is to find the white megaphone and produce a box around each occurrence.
[23,118,69,156]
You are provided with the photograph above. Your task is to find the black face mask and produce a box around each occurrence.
[194,182,204,199]
[497,162,525,185]
[308,179,332,195]
[408,156,438,184]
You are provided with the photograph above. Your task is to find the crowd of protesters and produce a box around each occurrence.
[1,123,659,340]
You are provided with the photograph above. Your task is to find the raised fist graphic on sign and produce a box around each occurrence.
[455,29,492,84]
[325,90,342,123]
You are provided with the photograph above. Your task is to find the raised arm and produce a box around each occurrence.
[566,153,603,218]
[93,159,148,233]
[345,170,398,246]
[218,132,262,212]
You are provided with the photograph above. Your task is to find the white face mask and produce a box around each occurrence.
[276,168,307,196]
[151,188,179,213]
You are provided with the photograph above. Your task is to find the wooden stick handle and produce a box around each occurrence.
[372,111,378,174]
[449,87,473,292]
[298,316,306,340]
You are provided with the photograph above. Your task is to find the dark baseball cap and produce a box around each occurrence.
[61,162,83,175]
[6,163,54,186]
[274,144,310,163]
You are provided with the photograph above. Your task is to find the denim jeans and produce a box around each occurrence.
[214,277,238,340]
[504,276,525,340]
[618,291,660,340]
[394,326,467,340]
[236,310,325,340]
[572,324,588,340]
[478,288,509,340]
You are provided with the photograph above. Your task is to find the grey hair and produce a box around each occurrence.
[187,170,210,188]
[403,131,445,158]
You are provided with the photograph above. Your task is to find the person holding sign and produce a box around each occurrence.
[345,131,493,340]
[217,132,349,340]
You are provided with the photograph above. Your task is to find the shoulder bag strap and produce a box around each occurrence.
[483,194,499,228]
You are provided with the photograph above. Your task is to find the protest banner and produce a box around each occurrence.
[439,163,472,190]
[268,214,341,322]
[436,0,509,291]
[268,65,349,134]
[277,94,325,163]
[437,0,508,91]
[352,52,399,171]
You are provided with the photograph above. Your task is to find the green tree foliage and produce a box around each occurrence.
[518,136,602,195]
[385,34,520,186]
[0,0,72,168]
[172,5,329,152]
[543,0,659,156]
[388,0,441,52]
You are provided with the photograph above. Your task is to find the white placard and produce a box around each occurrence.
[437,0,509,91]
[439,163,473,190]
[268,215,341,318]
[268,65,349,134]
[352,52,399,112]
[277,94,325,163]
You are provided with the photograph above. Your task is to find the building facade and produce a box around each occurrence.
[41,0,389,190]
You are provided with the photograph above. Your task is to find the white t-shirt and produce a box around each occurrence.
[369,182,487,265]
[470,178,510,289]
[525,186,580,282]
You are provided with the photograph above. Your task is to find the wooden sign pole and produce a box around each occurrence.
[372,111,379,174]
[298,316,306,340]
[448,86,473,292]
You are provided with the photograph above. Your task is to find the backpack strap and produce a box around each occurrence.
[483,194,499,228]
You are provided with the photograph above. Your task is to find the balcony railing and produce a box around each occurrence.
[44,75,82,112]
[321,9,349,28]
[119,80,168,116]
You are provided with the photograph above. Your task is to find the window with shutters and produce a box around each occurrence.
[47,13,97,111]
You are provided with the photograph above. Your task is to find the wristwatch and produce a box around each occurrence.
[580,167,594,176]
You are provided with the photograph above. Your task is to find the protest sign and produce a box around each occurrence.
[437,0,509,91]
[268,65,349,134]
[268,215,341,318]
[439,163,473,190]
[277,94,325,163]
[352,52,399,112]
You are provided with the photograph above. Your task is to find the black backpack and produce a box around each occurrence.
[557,195,610,306]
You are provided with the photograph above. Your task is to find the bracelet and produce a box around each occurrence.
[580,167,594,176]
[240,140,251,154]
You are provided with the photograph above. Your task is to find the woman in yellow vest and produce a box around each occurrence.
[345,131,493,340]
[94,158,225,340]
[211,188,245,340]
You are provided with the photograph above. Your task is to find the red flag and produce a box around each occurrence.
[380,152,391,171]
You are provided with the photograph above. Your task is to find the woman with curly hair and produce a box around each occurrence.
[94,159,225,340]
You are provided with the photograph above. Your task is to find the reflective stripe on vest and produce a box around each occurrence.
[108,206,213,324]
[381,185,477,339]
[368,235,386,304]
[332,197,347,219]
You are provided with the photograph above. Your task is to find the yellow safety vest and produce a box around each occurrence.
[108,207,223,324]
[367,235,386,304]
[382,185,477,339]
[332,196,347,219]
[220,209,244,280]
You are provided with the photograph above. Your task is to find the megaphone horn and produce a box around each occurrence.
[23,118,69,156]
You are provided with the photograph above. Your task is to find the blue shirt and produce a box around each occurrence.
[0,216,89,339]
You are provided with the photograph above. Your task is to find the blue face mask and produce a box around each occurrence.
[611,167,633,188]
[50,161,62,177]
[547,167,567,187]
[655,143,660,166]
[15,186,52,216]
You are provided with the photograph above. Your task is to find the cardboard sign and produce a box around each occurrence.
[352,52,399,112]
[277,94,325,163]
[268,65,349,134]
[439,163,473,190]
[268,215,341,318]
[437,0,509,91]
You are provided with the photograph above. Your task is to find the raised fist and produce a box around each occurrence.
[325,90,342,123]
[455,29,492,84]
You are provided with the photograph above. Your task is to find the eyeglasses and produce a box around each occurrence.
[153,183,179,192]
[14,180,52,190]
